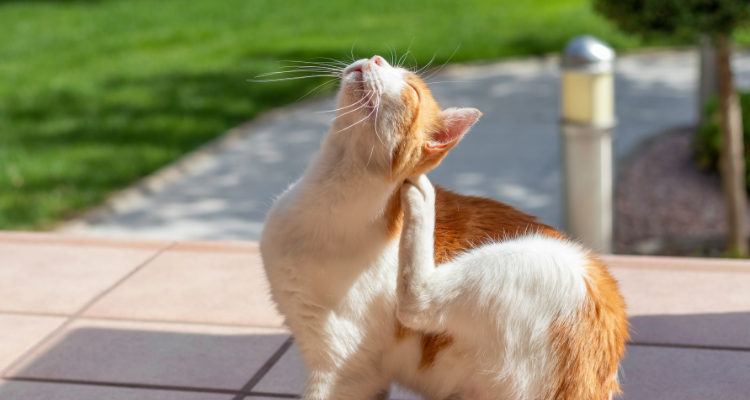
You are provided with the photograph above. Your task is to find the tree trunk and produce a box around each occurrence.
[715,34,748,256]
[698,34,717,127]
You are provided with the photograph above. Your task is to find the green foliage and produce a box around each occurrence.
[594,0,750,37]
[694,92,750,191]
[0,0,647,230]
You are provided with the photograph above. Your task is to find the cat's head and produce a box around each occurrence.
[332,55,481,181]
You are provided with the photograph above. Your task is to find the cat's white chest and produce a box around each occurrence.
[300,245,399,312]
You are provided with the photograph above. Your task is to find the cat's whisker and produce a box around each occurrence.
[256,68,341,77]
[328,95,373,119]
[284,63,342,69]
[335,99,378,133]
[248,74,340,82]
[417,53,437,75]
[297,79,338,101]
[409,53,419,73]
[365,145,375,168]
[311,57,350,67]
[423,45,459,80]
[372,94,387,148]
[276,67,343,74]
[387,45,396,66]
[278,65,344,73]
[334,92,376,120]
[424,80,471,85]
[317,95,370,114]
[281,59,346,67]
[398,39,415,68]
[349,41,359,64]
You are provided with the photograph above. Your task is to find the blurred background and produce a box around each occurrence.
[2,0,750,256]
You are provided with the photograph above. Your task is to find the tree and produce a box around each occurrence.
[594,0,750,256]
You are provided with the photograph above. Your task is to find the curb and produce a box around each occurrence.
[55,96,332,233]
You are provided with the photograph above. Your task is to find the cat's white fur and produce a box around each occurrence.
[261,56,592,400]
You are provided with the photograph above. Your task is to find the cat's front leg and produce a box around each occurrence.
[397,174,439,329]
[304,367,391,400]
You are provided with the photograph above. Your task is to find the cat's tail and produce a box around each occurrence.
[547,254,629,400]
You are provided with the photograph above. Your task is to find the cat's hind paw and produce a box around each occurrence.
[400,175,435,220]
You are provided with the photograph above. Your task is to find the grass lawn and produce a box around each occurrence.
[0,0,732,230]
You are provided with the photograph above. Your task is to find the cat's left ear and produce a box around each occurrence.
[425,108,482,154]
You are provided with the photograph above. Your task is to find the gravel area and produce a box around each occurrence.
[615,127,750,255]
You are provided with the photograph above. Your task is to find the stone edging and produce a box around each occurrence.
[55,97,330,232]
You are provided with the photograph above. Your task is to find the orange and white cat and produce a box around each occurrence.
[260,55,628,400]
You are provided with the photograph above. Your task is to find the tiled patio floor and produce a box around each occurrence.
[1,231,749,399]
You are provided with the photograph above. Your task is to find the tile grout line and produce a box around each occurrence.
[73,314,287,331]
[629,341,750,352]
[3,376,242,396]
[232,336,295,400]
[244,392,299,399]
[0,241,177,378]
[0,310,69,318]
[3,377,301,399]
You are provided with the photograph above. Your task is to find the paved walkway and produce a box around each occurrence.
[63,50,750,240]
[2,232,750,399]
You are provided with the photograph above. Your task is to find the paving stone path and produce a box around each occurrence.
[3,232,750,399]
[64,51,750,240]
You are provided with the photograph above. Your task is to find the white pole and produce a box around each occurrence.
[560,36,616,254]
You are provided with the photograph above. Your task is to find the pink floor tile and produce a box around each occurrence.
[0,239,165,315]
[84,242,283,327]
[0,314,65,372]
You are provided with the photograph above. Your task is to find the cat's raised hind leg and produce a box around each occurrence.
[397,175,445,331]
[398,175,492,337]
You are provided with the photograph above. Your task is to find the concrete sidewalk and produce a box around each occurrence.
[2,231,750,399]
[62,50,750,240]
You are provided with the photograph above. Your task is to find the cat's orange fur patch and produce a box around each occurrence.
[432,187,558,264]
[390,75,451,180]
[393,187,561,370]
[419,331,454,369]
[386,71,626,387]
[548,255,628,399]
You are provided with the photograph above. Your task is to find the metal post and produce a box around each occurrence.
[560,35,615,253]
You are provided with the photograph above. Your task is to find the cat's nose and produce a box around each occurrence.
[344,60,366,75]
[371,55,388,67]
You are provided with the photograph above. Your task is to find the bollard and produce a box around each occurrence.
[560,35,615,254]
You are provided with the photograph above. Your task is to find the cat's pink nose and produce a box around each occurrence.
[371,55,387,67]
[344,62,364,75]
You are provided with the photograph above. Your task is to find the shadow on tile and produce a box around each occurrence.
[630,311,750,349]
[253,343,423,399]
[8,313,748,400]
[620,345,750,400]
[7,323,290,393]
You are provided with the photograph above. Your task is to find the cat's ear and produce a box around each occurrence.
[425,108,482,154]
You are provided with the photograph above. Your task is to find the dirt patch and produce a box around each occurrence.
[615,127,750,256]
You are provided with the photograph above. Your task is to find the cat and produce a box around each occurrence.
[260,55,628,400]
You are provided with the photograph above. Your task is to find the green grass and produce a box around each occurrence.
[0,0,732,230]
